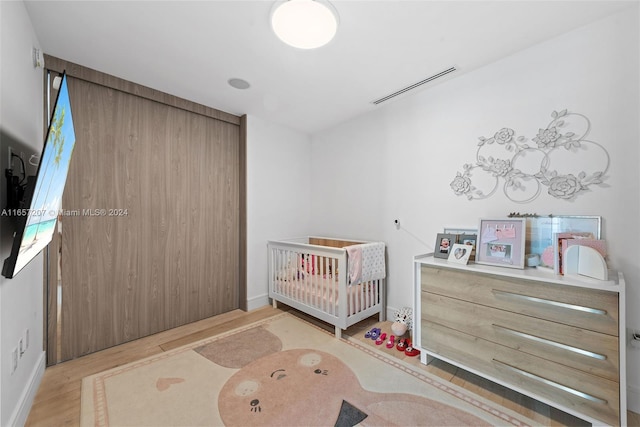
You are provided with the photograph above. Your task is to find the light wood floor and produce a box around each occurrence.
[26,306,639,426]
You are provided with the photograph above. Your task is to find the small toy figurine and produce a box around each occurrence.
[391,307,412,337]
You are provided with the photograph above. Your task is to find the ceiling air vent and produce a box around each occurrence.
[371,67,457,105]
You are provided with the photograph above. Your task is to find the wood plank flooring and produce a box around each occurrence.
[26,306,640,426]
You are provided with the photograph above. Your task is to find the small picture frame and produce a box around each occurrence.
[458,233,477,262]
[448,243,473,264]
[434,233,456,259]
[476,218,526,269]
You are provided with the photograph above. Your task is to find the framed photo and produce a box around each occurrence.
[448,243,473,264]
[457,233,477,262]
[434,233,456,259]
[444,227,477,235]
[443,227,478,261]
[476,218,526,269]
[523,215,601,269]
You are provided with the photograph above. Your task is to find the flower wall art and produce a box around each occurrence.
[450,110,610,203]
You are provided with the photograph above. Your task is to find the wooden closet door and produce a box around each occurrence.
[58,76,239,361]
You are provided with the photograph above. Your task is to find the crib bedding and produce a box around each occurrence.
[273,276,376,315]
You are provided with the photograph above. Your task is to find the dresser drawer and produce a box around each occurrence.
[421,266,618,335]
[422,292,619,381]
[422,320,620,426]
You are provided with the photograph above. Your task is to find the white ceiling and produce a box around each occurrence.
[24,0,635,134]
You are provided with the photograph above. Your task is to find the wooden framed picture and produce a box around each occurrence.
[448,243,473,264]
[457,233,477,262]
[434,233,456,259]
[476,218,526,269]
[443,227,478,261]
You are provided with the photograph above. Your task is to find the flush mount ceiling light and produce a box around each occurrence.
[271,0,339,49]
[228,78,251,90]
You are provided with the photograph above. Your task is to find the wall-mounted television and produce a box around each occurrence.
[2,72,76,278]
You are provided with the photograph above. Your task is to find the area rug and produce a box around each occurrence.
[81,312,533,426]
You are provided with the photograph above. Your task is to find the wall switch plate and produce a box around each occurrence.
[33,48,45,68]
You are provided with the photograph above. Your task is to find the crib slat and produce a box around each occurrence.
[310,254,315,308]
[277,249,283,296]
[302,253,307,304]
[314,254,320,309]
[308,253,313,307]
[302,253,307,303]
[307,253,312,306]
[316,255,322,311]
[374,278,379,306]
[329,257,335,315]
[350,281,356,315]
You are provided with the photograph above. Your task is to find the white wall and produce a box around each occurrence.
[0,1,47,425]
[310,8,640,412]
[246,115,311,310]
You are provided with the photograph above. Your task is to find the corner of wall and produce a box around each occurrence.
[7,351,45,427]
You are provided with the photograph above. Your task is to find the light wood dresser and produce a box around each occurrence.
[414,254,627,426]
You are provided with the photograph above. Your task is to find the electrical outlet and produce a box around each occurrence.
[11,348,18,374]
[25,329,30,350]
[19,338,24,357]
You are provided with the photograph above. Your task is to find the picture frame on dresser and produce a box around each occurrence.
[447,243,473,264]
[476,218,526,269]
[434,233,456,259]
[443,227,478,261]
[511,214,601,269]
[457,234,477,261]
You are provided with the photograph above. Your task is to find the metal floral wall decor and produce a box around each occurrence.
[450,110,610,203]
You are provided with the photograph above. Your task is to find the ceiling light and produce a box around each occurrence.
[271,0,339,49]
[228,78,251,90]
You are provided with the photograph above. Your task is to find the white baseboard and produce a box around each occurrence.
[9,350,46,427]
[629,384,640,414]
[247,293,270,311]
[386,305,399,322]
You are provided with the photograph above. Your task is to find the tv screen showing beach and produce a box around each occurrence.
[5,74,76,277]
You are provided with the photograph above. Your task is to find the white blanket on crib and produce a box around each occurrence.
[346,242,386,285]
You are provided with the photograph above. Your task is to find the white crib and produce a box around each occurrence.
[268,237,386,338]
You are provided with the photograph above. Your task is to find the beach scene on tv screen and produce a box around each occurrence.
[14,77,76,274]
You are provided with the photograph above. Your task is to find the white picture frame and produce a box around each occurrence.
[447,243,473,264]
[476,218,527,269]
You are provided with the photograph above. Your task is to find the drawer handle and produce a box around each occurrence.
[492,324,607,360]
[491,289,607,315]
[492,359,608,404]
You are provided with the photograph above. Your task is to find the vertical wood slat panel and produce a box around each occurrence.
[238,115,247,311]
[45,224,59,366]
[59,76,240,361]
